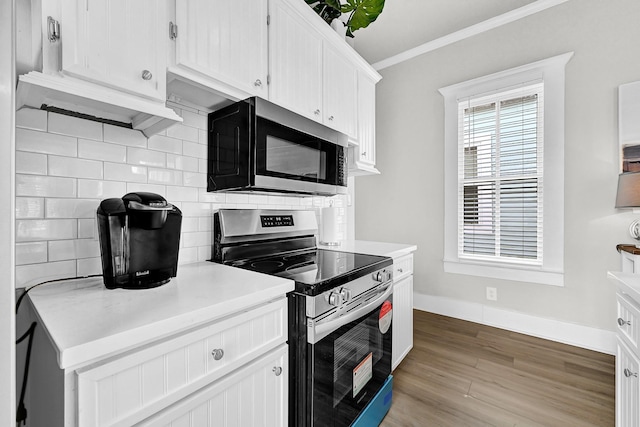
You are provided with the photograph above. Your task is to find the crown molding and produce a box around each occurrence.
[371,0,570,71]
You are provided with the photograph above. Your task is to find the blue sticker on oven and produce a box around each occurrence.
[379,301,392,334]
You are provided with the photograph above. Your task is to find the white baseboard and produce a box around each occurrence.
[413,292,616,355]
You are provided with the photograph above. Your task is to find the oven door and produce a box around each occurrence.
[309,283,393,427]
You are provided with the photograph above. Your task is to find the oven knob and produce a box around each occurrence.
[339,287,351,302]
[373,271,384,282]
[328,292,342,307]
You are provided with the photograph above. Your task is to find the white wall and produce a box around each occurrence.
[355,0,640,335]
[1,0,16,422]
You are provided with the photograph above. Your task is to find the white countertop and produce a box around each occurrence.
[608,270,640,303]
[318,240,417,259]
[28,262,294,370]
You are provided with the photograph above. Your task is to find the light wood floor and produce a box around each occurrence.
[380,310,615,427]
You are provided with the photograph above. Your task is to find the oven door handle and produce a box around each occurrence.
[307,282,393,344]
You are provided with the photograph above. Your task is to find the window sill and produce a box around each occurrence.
[443,259,564,286]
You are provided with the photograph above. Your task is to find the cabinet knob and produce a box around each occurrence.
[314,109,320,116]
[273,366,283,376]
[397,268,404,273]
[618,317,631,326]
[624,368,638,378]
[141,70,153,81]
[328,115,334,121]
[362,151,367,156]
[254,79,262,87]
[211,348,224,360]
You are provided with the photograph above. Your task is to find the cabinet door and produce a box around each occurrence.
[175,0,268,99]
[269,0,323,123]
[617,338,640,427]
[392,275,413,370]
[356,72,377,166]
[60,0,166,101]
[323,44,357,138]
[138,345,288,427]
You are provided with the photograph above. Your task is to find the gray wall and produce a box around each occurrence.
[355,0,640,331]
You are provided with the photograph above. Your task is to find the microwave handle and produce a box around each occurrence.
[307,282,393,344]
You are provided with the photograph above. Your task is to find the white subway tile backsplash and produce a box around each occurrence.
[16,260,77,288]
[183,141,207,159]
[16,108,48,131]
[45,198,98,219]
[16,197,44,218]
[78,180,127,199]
[127,147,166,167]
[166,185,198,202]
[148,168,183,186]
[48,239,101,261]
[182,231,211,248]
[77,257,102,276]
[183,171,206,187]
[104,163,147,182]
[181,217,199,233]
[225,193,249,204]
[16,151,47,175]
[167,154,199,172]
[148,134,182,154]
[166,123,199,142]
[15,242,48,265]
[48,113,103,141]
[49,156,104,179]
[78,219,97,239]
[16,128,77,157]
[79,139,127,163]
[16,219,77,242]
[104,124,147,147]
[14,101,346,287]
[125,183,166,195]
[16,175,77,198]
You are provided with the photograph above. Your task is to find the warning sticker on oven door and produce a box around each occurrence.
[379,301,393,334]
[353,352,373,397]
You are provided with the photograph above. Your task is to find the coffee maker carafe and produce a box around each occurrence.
[97,192,182,289]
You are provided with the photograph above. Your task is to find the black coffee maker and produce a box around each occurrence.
[97,192,182,289]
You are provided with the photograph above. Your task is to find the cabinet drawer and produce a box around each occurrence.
[617,338,640,427]
[76,298,287,427]
[393,254,413,282]
[618,292,640,353]
[138,344,288,427]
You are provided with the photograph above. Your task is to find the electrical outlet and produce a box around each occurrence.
[486,287,497,301]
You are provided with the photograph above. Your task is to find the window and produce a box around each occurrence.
[439,53,573,286]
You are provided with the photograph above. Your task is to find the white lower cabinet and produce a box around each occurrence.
[392,254,414,370]
[139,345,288,427]
[617,338,640,427]
[29,298,288,427]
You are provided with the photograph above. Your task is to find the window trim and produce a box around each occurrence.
[439,52,573,287]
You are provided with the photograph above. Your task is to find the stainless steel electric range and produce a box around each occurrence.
[212,209,394,427]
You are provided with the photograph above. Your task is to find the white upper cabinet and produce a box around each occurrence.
[268,0,324,124]
[323,44,357,138]
[60,0,166,101]
[269,0,358,139]
[16,0,181,136]
[349,71,380,175]
[171,0,269,102]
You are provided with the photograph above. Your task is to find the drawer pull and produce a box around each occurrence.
[273,366,283,376]
[211,348,224,361]
[141,70,153,81]
[397,268,404,273]
[618,317,631,326]
[624,368,638,378]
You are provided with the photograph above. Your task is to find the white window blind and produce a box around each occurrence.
[457,82,544,265]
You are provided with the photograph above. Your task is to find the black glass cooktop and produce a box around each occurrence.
[229,249,392,296]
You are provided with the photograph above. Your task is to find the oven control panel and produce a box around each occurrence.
[306,267,393,318]
[260,215,294,227]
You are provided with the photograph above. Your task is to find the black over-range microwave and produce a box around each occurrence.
[207,97,348,196]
